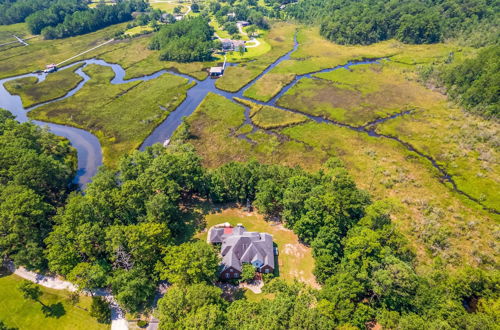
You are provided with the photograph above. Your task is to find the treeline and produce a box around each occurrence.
[0,109,75,270]
[149,17,215,62]
[26,0,87,34]
[1,134,498,326]
[420,45,499,118]
[286,0,499,45]
[0,0,62,25]
[440,45,499,118]
[41,0,148,39]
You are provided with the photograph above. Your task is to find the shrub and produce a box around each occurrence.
[90,296,111,324]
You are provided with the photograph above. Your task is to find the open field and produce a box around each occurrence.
[198,208,318,287]
[149,1,187,13]
[29,64,192,166]
[124,25,154,37]
[215,22,296,92]
[0,271,107,330]
[4,65,84,108]
[0,23,32,45]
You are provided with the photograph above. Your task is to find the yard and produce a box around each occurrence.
[198,208,318,288]
[0,270,107,330]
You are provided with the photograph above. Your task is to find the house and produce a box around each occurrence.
[174,14,184,21]
[227,12,236,18]
[209,66,224,78]
[237,21,250,27]
[220,39,246,52]
[208,224,275,280]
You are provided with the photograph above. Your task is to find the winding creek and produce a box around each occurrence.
[0,38,497,215]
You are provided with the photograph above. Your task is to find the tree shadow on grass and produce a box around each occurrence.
[42,302,66,318]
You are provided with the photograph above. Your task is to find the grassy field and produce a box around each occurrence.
[277,62,444,126]
[0,271,108,330]
[149,1,187,13]
[198,208,318,287]
[0,23,32,44]
[215,22,296,92]
[243,72,295,102]
[124,25,154,37]
[235,98,308,129]
[29,64,192,166]
[4,64,84,108]
[185,93,323,169]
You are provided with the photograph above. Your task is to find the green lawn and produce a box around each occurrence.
[29,64,192,166]
[4,64,84,108]
[124,25,154,37]
[0,272,108,330]
[198,208,318,287]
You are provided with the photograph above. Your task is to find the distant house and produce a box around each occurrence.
[221,38,246,52]
[174,14,184,21]
[209,224,275,279]
[237,21,250,27]
[227,12,236,18]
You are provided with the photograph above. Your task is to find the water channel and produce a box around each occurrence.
[0,39,496,214]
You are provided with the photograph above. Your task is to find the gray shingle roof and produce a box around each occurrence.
[209,225,275,273]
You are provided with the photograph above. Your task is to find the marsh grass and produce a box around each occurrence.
[29,64,192,166]
[243,72,295,102]
[277,62,443,126]
[4,64,84,108]
[234,97,308,129]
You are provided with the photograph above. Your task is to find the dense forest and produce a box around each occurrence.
[1,113,498,326]
[0,109,75,270]
[286,0,499,46]
[0,0,147,39]
[0,0,64,25]
[41,0,147,39]
[149,17,216,62]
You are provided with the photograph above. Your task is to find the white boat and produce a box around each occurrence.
[163,139,170,147]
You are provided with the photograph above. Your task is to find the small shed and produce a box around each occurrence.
[44,64,57,73]
[209,66,224,78]
[237,21,250,27]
